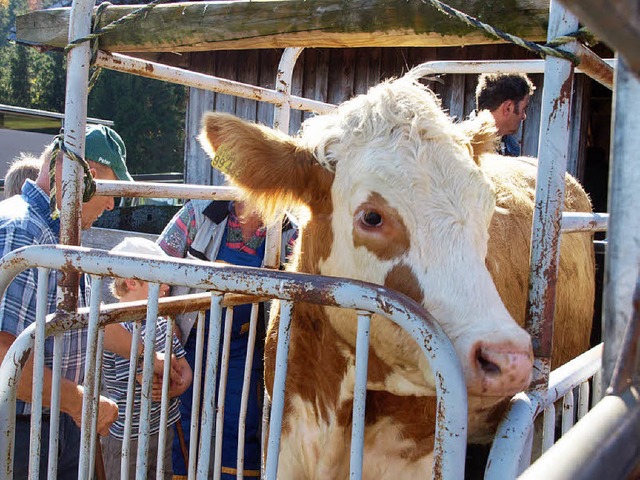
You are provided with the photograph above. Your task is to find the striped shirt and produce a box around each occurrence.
[102,318,185,439]
[0,180,88,414]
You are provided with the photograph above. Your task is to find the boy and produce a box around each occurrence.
[101,237,193,479]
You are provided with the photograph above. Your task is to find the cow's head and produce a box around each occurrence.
[199,77,532,397]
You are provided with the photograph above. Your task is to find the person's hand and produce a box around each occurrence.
[69,389,118,437]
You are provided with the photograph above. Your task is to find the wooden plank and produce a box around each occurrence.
[235,50,259,123]
[256,49,280,127]
[16,0,550,53]
[288,50,305,134]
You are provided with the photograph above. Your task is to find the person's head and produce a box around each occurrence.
[475,73,535,136]
[4,154,42,198]
[36,124,133,229]
[109,237,170,302]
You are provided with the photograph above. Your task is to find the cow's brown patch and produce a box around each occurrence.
[366,391,437,461]
[384,263,424,305]
[297,210,334,274]
[353,193,410,261]
[265,303,351,432]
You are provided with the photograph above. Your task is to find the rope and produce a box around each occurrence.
[48,132,97,219]
[419,0,582,65]
[64,0,173,92]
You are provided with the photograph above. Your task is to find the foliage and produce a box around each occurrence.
[0,0,187,174]
[88,70,186,174]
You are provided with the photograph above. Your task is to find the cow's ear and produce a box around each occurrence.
[459,110,500,164]
[199,113,334,218]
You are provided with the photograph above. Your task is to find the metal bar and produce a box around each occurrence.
[561,390,574,435]
[578,381,590,420]
[273,47,304,132]
[59,0,95,311]
[89,327,105,479]
[121,321,143,480]
[156,315,174,480]
[608,279,640,395]
[560,212,608,233]
[411,58,615,90]
[519,386,640,480]
[213,308,234,480]
[601,56,640,390]
[28,268,49,478]
[524,0,578,391]
[95,51,334,115]
[542,404,556,453]
[188,311,206,479]
[197,294,224,479]
[78,276,103,479]
[350,311,371,480]
[47,333,63,478]
[135,282,161,480]
[94,180,241,201]
[265,301,293,480]
[237,304,259,479]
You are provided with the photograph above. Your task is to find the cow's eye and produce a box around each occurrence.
[361,211,383,227]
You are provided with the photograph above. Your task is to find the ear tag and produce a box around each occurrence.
[211,144,235,175]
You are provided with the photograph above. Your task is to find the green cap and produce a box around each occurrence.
[85,124,133,181]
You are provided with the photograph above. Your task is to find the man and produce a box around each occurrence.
[475,72,535,156]
[4,153,41,198]
[0,124,140,478]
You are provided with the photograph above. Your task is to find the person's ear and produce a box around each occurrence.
[124,278,139,290]
[89,167,98,179]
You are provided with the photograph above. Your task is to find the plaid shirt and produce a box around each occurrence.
[0,180,88,414]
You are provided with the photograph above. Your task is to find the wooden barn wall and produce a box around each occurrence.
[181,44,594,186]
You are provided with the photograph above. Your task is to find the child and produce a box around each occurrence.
[101,237,193,480]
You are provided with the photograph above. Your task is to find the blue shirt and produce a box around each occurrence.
[102,318,185,439]
[0,180,88,414]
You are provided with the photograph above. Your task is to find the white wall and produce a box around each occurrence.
[0,129,52,177]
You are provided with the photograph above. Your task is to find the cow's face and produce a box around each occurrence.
[200,78,532,398]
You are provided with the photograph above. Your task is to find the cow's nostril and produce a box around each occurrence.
[476,348,501,376]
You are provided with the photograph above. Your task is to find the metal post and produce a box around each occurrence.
[59,0,95,311]
[524,0,578,390]
[601,56,640,390]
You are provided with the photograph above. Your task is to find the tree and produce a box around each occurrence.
[88,69,186,174]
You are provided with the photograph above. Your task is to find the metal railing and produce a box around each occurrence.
[0,245,468,479]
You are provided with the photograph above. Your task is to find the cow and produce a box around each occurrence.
[197,75,594,478]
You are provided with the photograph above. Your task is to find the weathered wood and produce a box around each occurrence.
[16,0,550,53]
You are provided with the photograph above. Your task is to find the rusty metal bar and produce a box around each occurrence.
[561,212,608,233]
[94,180,241,201]
[601,56,640,390]
[608,278,640,395]
[78,275,103,479]
[188,311,206,479]
[350,311,372,479]
[486,344,602,478]
[156,317,174,480]
[28,268,49,478]
[237,303,259,479]
[524,0,578,391]
[121,320,143,479]
[213,307,235,480]
[95,50,334,115]
[197,293,224,478]
[412,57,614,90]
[518,385,640,480]
[135,282,161,479]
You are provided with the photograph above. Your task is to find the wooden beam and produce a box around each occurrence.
[559,0,640,77]
[16,0,550,53]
